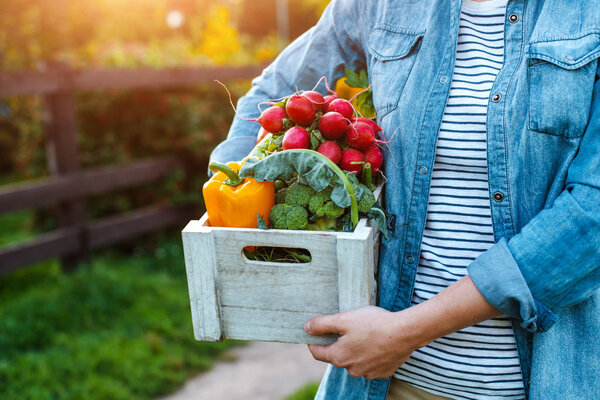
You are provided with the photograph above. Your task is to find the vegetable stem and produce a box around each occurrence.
[362,162,373,190]
[208,161,244,186]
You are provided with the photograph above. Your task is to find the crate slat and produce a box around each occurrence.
[221,306,337,344]
[182,220,223,341]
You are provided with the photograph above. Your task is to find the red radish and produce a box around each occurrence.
[328,98,354,119]
[285,95,316,126]
[351,117,382,135]
[317,141,342,164]
[345,122,375,150]
[318,111,348,140]
[324,94,339,109]
[282,126,310,150]
[256,127,269,144]
[301,91,327,112]
[258,106,287,133]
[340,148,365,173]
[364,144,383,172]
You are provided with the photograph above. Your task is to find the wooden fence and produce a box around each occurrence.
[0,64,263,274]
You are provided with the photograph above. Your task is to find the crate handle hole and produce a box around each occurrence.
[242,246,312,264]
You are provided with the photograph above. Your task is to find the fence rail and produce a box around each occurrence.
[0,64,263,274]
[0,157,183,214]
[0,65,264,97]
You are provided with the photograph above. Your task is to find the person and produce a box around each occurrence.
[209,0,600,399]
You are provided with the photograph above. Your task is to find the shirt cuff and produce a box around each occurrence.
[467,237,557,333]
[207,135,257,177]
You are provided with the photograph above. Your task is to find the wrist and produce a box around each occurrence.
[389,307,436,351]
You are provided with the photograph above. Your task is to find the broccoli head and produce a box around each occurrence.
[285,182,316,208]
[345,172,376,213]
[308,188,345,219]
[357,184,376,213]
[268,203,308,230]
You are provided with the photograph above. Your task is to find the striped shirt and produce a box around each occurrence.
[394,1,525,399]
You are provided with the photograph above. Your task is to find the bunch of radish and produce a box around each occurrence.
[247,78,387,177]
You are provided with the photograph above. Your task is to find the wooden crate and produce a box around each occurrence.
[182,189,382,345]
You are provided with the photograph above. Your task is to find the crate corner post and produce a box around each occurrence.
[336,225,377,313]
[182,220,223,341]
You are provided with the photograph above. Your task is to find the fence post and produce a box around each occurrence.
[43,62,87,271]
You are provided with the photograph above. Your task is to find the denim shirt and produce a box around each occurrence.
[210,1,600,398]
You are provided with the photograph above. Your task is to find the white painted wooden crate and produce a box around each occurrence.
[182,188,382,345]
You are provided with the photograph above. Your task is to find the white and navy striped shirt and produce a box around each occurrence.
[394,1,525,399]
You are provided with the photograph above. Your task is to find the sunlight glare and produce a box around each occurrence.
[166,10,184,29]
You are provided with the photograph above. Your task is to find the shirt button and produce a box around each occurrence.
[406,255,414,264]
[419,166,428,175]
[509,13,519,23]
[493,192,504,202]
[439,75,448,84]
[492,93,502,103]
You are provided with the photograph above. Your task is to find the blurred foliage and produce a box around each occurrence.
[0,84,246,227]
[76,85,247,219]
[237,0,329,40]
[0,210,39,247]
[0,1,330,399]
[197,7,241,65]
[0,0,327,70]
[0,0,328,219]
[284,382,320,400]
[0,231,244,400]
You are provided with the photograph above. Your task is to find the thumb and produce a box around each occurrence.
[305,314,346,336]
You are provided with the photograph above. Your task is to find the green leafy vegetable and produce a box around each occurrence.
[285,182,316,208]
[344,68,369,88]
[366,203,390,241]
[257,214,268,230]
[239,149,359,227]
[343,67,375,117]
[268,203,309,230]
[308,187,345,219]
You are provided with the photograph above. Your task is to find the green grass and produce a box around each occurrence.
[0,229,242,400]
[283,382,320,400]
[0,210,39,246]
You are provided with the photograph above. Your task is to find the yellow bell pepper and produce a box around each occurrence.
[335,77,376,119]
[203,159,275,228]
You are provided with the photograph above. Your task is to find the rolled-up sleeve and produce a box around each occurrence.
[209,0,369,169]
[468,67,600,333]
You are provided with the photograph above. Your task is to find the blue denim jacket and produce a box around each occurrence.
[210,1,600,398]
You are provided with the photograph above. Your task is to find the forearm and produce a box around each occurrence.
[398,275,501,350]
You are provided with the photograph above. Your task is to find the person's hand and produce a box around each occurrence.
[304,306,420,380]
[304,276,502,380]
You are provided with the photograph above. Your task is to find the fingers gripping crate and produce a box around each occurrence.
[182,191,382,345]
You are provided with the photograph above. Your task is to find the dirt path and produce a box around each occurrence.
[158,342,328,400]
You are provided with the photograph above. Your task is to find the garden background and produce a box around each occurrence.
[0,1,330,399]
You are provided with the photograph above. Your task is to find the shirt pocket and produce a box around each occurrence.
[528,33,600,138]
[368,26,425,119]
